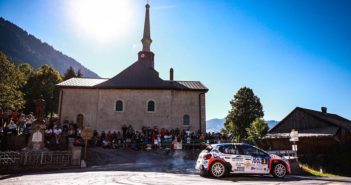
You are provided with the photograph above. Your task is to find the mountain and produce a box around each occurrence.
[266,120,279,130]
[0,17,98,77]
[206,118,279,133]
[206,118,225,133]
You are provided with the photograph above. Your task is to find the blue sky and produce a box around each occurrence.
[0,0,350,121]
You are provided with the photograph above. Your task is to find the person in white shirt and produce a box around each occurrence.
[53,126,62,144]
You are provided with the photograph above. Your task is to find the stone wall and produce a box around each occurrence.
[59,89,206,133]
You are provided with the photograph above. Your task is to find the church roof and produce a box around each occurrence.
[57,78,108,87]
[57,76,208,91]
[95,60,170,89]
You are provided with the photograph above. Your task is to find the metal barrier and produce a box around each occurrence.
[267,150,297,159]
[0,151,22,166]
[0,151,76,171]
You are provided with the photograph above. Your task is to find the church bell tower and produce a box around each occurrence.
[138,3,155,68]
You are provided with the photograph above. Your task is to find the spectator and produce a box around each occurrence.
[122,125,127,142]
[0,107,3,127]
[7,119,17,135]
[53,125,62,144]
[116,131,122,144]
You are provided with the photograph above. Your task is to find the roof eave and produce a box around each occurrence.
[57,85,208,91]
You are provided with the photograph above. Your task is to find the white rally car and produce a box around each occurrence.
[195,143,291,178]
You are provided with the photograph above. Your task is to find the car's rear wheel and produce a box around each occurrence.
[271,163,287,178]
[210,161,226,178]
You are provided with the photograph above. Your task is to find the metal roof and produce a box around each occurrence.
[57,78,107,87]
[57,77,208,91]
[173,81,208,90]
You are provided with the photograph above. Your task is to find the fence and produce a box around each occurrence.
[0,150,79,172]
[267,150,297,159]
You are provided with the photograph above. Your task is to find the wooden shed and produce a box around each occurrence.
[264,107,351,155]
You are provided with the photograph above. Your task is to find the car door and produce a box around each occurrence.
[229,145,246,173]
[218,144,245,173]
[238,145,270,174]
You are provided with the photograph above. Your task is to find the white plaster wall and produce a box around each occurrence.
[59,89,206,133]
[59,89,99,128]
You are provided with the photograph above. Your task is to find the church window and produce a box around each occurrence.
[115,100,123,112]
[147,100,155,112]
[183,114,190,125]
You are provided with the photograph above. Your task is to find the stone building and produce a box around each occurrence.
[56,3,208,133]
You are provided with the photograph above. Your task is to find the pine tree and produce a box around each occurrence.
[224,87,264,142]
[64,66,76,80]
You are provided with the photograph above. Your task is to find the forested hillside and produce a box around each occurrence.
[0,17,98,77]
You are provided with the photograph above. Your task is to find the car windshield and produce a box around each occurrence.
[205,145,213,152]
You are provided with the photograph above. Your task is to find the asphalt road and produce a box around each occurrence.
[1,148,350,185]
[2,170,351,185]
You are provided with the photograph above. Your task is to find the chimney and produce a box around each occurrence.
[321,107,327,113]
[170,68,174,81]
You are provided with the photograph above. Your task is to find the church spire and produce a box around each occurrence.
[141,3,152,52]
[138,2,155,67]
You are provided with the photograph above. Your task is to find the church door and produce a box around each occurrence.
[76,114,84,128]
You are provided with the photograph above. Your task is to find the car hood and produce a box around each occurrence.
[270,154,289,163]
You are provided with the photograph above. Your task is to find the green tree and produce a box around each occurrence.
[18,63,33,79]
[24,64,62,115]
[77,69,83,78]
[224,87,264,142]
[64,66,76,80]
[246,118,269,146]
[0,52,25,110]
[64,66,83,80]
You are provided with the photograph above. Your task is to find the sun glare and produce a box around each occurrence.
[66,0,133,43]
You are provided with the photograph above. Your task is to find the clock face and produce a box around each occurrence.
[141,53,145,58]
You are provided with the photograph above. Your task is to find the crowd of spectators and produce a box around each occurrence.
[89,125,233,150]
[0,108,84,150]
[0,108,34,137]
[0,107,232,151]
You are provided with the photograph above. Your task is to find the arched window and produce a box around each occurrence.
[183,114,190,125]
[115,100,123,112]
[147,100,155,112]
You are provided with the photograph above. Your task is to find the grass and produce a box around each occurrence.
[300,164,338,177]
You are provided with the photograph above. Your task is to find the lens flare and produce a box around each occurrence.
[66,0,133,43]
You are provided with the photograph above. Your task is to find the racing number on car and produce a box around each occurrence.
[251,157,269,173]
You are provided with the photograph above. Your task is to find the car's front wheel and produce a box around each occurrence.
[199,165,209,177]
[210,161,226,178]
[271,163,287,178]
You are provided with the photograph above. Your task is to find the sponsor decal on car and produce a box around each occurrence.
[244,160,251,168]
[234,167,245,172]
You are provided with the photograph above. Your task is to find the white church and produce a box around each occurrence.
[57,3,208,133]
